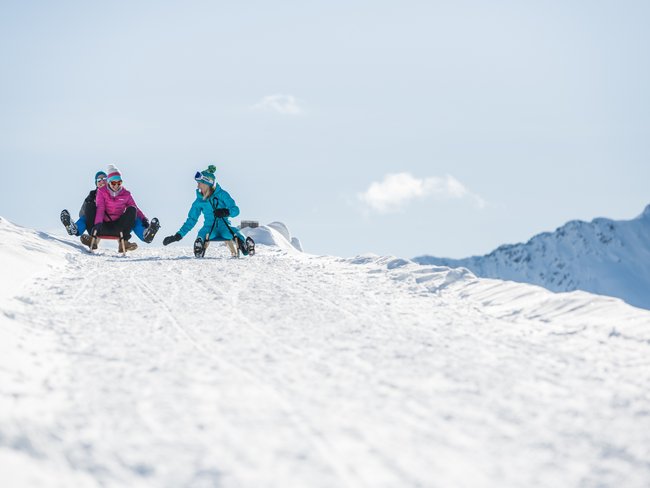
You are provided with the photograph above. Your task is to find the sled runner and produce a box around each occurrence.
[193,234,254,259]
[225,239,238,258]
[87,229,136,256]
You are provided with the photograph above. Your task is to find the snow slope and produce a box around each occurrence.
[414,204,650,310]
[1,217,650,488]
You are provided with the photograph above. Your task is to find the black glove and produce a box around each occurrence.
[214,208,230,218]
[91,224,103,235]
[163,233,182,246]
[142,217,149,228]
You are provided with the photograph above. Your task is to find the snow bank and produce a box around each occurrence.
[344,254,650,341]
[240,221,303,252]
[0,219,95,487]
[0,217,72,302]
[343,254,477,292]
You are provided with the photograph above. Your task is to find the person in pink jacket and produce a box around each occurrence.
[92,164,156,251]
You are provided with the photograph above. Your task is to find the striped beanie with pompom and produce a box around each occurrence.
[107,164,122,183]
[195,164,217,187]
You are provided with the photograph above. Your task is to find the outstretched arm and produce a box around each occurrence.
[178,199,202,237]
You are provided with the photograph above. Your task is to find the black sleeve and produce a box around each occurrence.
[84,190,97,205]
[79,190,97,218]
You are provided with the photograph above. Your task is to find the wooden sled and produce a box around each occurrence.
[89,230,128,256]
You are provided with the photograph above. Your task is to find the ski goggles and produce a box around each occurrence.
[109,180,122,187]
[194,171,215,186]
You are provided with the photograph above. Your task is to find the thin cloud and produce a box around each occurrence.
[358,172,486,213]
[252,94,303,115]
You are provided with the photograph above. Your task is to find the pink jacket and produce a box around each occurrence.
[94,186,147,225]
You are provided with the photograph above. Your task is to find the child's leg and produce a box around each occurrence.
[133,218,145,242]
[213,227,250,255]
[75,216,87,236]
[102,207,137,239]
[199,224,216,242]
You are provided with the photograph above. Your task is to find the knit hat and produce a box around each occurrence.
[107,164,122,183]
[195,165,217,187]
[94,171,107,186]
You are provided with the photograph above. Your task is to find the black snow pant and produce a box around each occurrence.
[100,206,137,240]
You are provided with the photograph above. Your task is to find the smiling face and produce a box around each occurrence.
[109,179,122,191]
[197,181,212,196]
[96,175,107,188]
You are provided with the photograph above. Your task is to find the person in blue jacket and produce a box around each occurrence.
[162,165,254,257]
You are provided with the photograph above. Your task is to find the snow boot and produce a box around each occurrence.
[234,236,255,256]
[60,209,78,236]
[80,234,98,250]
[193,237,207,258]
[124,241,138,252]
[143,217,160,243]
[245,237,255,256]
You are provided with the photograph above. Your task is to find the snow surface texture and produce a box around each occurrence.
[1,216,650,488]
[414,204,650,310]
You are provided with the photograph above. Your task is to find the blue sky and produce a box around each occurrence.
[1,1,648,258]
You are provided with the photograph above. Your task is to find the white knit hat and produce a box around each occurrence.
[107,164,122,182]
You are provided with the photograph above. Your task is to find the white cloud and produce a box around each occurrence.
[358,172,486,213]
[252,94,303,115]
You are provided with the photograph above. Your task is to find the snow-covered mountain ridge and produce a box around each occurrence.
[414,204,650,310]
[1,217,650,487]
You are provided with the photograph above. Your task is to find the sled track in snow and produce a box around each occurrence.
[130,259,362,488]
[130,275,212,357]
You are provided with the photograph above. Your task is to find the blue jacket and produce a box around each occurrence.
[178,186,245,242]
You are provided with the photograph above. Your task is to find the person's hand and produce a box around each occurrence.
[91,224,103,235]
[213,208,230,218]
[163,233,182,246]
[142,218,149,228]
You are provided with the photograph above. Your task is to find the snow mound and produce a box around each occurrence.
[344,254,476,290]
[290,237,303,252]
[240,221,303,252]
[0,217,72,302]
[344,253,650,339]
[267,221,291,242]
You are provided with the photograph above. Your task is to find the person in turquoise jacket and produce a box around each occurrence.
[162,165,254,257]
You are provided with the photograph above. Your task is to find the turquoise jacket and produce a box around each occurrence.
[178,186,246,242]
